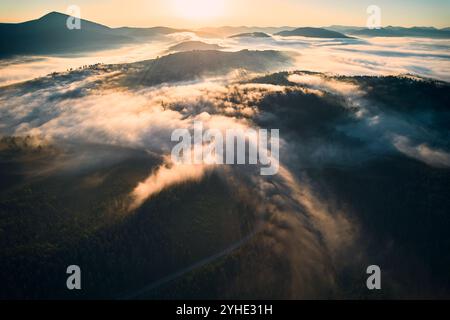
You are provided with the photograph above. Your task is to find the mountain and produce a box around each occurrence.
[328,25,450,38]
[196,26,293,37]
[115,26,187,38]
[124,49,293,86]
[168,41,224,52]
[275,27,351,38]
[0,12,190,57]
[229,32,271,38]
[326,25,366,33]
[0,12,133,56]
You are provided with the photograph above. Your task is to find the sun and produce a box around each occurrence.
[172,0,225,21]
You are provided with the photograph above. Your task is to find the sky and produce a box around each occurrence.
[0,0,449,28]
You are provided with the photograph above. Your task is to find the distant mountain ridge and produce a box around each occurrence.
[168,41,224,52]
[1,11,449,57]
[327,25,450,38]
[229,32,271,38]
[196,26,293,37]
[275,27,351,38]
[115,26,187,38]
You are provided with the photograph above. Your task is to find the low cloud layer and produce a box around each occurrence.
[393,135,450,168]
[1,33,450,87]
[0,45,448,297]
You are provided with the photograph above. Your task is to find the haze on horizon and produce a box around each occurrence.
[0,0,449,28]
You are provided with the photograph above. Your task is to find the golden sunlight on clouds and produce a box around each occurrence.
[130,158,212,210]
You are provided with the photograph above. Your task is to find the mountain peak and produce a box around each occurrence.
[38,11,69,20]
[33,11,111,31]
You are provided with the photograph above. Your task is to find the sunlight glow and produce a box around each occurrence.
[172,0,225,21]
